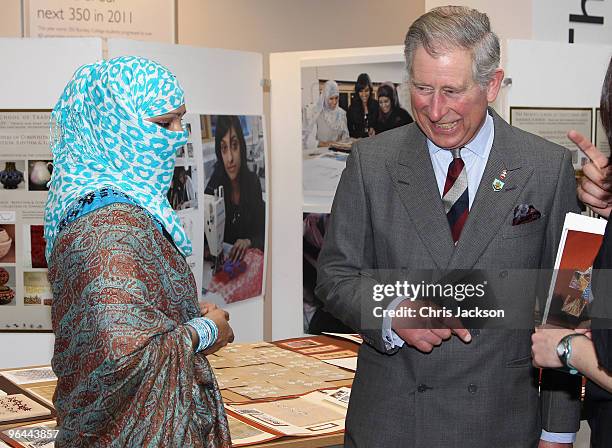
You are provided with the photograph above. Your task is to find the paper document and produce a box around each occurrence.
[322,357,357,372]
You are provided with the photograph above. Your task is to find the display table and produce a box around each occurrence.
[302,148,348,213]
[256,434,342,447]
[0,335,359,448]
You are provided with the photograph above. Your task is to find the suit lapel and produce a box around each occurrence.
[386,128,455,269]
[447,110,534,269]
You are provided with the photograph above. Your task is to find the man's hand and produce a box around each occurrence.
[569,130,612,218]
[392,299,471,353]
[538,440,573,448]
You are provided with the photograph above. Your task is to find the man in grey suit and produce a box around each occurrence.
[316,6,581,448]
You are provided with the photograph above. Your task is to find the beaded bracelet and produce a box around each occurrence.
[186,317,219,353]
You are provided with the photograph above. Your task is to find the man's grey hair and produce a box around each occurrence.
[404,6,500,87]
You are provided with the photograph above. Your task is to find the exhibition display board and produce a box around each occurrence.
[269,45,405,341]
[23,0,176,42]
[0,110,53,331]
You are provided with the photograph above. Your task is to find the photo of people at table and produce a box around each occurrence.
[301,64,412,151]
[201,114,266,305]
[301,64,412,202]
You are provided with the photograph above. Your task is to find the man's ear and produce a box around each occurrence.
[486,68,505,103]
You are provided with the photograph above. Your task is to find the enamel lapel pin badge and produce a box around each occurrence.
[492,169,507,191]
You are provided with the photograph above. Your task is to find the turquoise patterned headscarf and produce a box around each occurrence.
[44,56,191,260]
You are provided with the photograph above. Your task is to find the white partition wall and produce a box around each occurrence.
[107,39,265,343]
[269,46,404,340]
[503,39,612,164]
[107,39,263,116]
[504,39,612,113]
[0,38,103,108]
[0,37,103,368]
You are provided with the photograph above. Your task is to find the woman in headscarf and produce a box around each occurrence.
[372,82,413,135]
[346,73,379,138]
[205,115,265,262]
[302,80,349,149]
[44,56,233,447]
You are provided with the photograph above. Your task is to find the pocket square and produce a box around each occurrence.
[512,204,541,226]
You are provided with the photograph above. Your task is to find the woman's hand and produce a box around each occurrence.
[202,307,235,355]
[229,238,251,262]
[531,326,576,368]
[569,130,612,218]
[368,128,375,137]
[199,301,218,316]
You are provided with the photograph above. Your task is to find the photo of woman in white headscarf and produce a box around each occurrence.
[302,80,349,149]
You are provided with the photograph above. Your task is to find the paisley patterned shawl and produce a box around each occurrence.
[49,203,230,447]
[44,56,192,260]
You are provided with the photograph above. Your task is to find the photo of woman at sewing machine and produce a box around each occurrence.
[202,114,266,305]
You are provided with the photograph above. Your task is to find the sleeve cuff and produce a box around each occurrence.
[540,430,576,443]
[382,296,407,351]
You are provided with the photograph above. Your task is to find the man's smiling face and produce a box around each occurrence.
[409,46,501,149]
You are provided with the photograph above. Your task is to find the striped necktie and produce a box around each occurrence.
[442,147,469,243]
